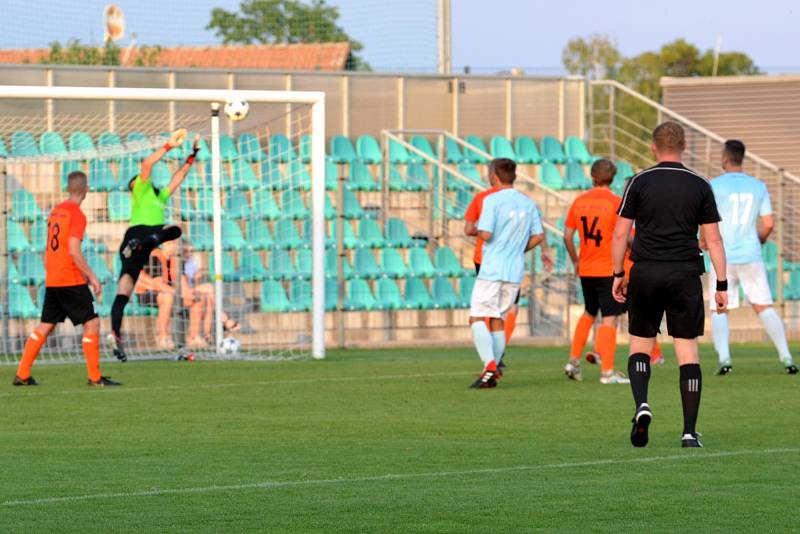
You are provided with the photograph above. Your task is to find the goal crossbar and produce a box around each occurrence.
[0,85,327,360]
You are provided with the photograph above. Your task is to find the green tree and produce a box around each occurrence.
[561,34,620,80]
[207,0,369,70]
[41,39,121,66]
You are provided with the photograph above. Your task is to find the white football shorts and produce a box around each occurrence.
[709,261,773,310]
[470,279,520,318]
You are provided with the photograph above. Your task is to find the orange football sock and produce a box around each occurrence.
[597,325,617,373]
[17,330,47,380]
[82,333,102,382]
[570,314,595,359]
[504,309,517,344]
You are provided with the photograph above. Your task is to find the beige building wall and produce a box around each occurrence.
[662,75,800,176]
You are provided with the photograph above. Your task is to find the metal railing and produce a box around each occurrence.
[589,79,800,313]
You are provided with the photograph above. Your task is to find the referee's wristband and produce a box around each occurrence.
[613,271,625,278]
[716,279,728,292]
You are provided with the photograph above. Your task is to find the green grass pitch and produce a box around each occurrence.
[0,344,798,532]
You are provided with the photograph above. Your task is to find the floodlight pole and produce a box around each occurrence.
[210,103,225,352]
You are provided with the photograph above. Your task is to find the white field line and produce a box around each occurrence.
[3,448,797,507]
[0,370,503,399]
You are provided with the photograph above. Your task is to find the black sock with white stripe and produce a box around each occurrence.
[627,353,651,409]
[679,364,702,435]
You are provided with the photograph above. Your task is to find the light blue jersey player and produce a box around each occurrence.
[467,159,545,388]
[709,140,796,375]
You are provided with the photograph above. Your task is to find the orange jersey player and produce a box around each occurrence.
[13,171,121,387]
[563,159,630,384]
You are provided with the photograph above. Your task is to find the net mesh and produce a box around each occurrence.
[0,96,317,363]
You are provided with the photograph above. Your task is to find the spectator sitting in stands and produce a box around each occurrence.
[135,242,178,350]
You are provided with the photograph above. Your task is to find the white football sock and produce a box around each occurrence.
[758,308,793,364]
[711,312,731,364]
[491,331,506,365]
[471,322,495,366]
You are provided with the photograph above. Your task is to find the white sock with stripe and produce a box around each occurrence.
[491,331,506,365]
[471,322,495,367]
[758,308,793,364]
[711,312,731,364]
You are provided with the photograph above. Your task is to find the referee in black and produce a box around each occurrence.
[611,121,728,448]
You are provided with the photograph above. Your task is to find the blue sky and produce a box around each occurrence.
[0,0,796,73]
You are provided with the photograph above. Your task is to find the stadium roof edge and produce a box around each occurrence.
[0,63,582,83]
[661,74,800,86]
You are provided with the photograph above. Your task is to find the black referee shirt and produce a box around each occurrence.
[618,161,720,262]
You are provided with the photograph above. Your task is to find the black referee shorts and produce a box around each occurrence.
[41,285,98,326]
[581,276,626,317]
[475,262,521,305]
[628,261,704,339]
[118,224,163,283]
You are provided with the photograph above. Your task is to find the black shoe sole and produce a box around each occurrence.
[786,366,798,375]
[469,374,497,389]
[717,366,732,376]
[113,349,128,363]
[630,412,651,448]
[682,440,703,448]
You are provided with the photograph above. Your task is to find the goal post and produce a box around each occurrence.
[0,84,326,361]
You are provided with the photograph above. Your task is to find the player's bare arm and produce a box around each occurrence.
[140,128,187,183]
[464,220,478,237]
[68,236,101,297]
[758,214,775,244]
[611,216,634,302]
[477,230,492,242]
[525,232,545,252]
[702,222,729,314]
[563,226,578,270]
[166,134,200,196]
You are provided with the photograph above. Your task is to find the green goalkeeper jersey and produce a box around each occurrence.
[130,175,171,226]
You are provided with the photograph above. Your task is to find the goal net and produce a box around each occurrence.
[0,85,326,364]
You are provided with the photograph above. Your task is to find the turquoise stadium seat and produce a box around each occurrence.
[60,160,83,191]
[464,135,489,164]
[82,237,107,253]
[377,278,406,310]
[325,159,339,191]
[353,249,382,279]
[246,220,275,250]
[208,252,239,282]
[330,135,357,164]
[448,163,481,191]
[182,165,205,191]
[231,160,260,190]
[267,250,299,280]
[345,279,380,311]
[181,189,213,221]
[69,132,96,157]
[274,219,304,250]
[490,136,516,160]
[224,190,251,219]
[40,132,67,156]
[445,189,472,219]
[299,134,312,164]
[434,246,465,277]
[86,251,113,283]
[358,219,385,249]
[98,131,125,160]
[271,134,297,163]
[182,133,210,163]
[252,189,281,220]
[219,134,239,162]
[405,277,434,309]
[356,135,382,164]
[432,277,460,309]
[541,136,566,164]
[29,219,47,252]
[89,159,117,191]
[108,191,131,222]
[296,249,313,279]
[150,161,172,189]
[385,218,419,248]
[221,220,246,250]
[238,133,265,162]
[515,136,543,164]
[612,160,635,195]
[564,162,591,190]
[325,195,336,220]
[0,137,8,158]
[8,221,32,252]
[288,161,311,191]
[540,162,564,189]
[459,276,476,307]
[125,132,150,159]
[188,222,214,251]
[11,131,39,157]
[289,279,312,311]
[117,157,140,189]
[261,280,292,312]
[343,190,366,220]
[10,189,43,221]
[411,135,436,161]
[407,163,430,191]
[348,161,380,191]
[389,139,411,164]
[409,248,437,278]
[240,250,269,281]
[444,137,465,164]
[332,220,359,250]
[16,252,45,285]
[8,283,38,318]
[260,160,285,191]
[565,136,592,164]
[381,249,409,278]
[280,190,310,220]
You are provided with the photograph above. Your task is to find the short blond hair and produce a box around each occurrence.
[652,121,686,153]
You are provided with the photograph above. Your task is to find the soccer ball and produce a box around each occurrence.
[219,337,241,355]
[224,99,249,121]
